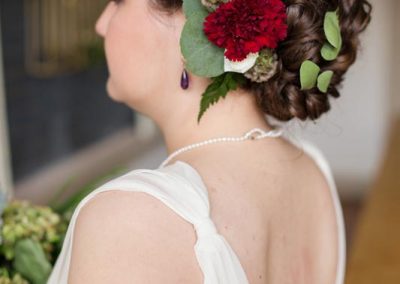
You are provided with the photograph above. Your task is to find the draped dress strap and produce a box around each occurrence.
[47,163,249,284]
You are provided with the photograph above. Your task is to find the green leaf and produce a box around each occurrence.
[231,73,247,86]
[321,42,340,61]
[13,239,52,284]
[321,9,342,61]
[197,72,244,123]
[300,60,320,90]
[180,11,225,77]
[324,10,342,49]
[182,0,208,18]
[317,70,334,93]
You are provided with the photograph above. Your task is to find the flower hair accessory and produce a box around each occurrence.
[180,0,288,123]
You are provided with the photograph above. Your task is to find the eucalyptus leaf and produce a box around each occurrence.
[317,70,334,93]
[321,42,340,61]
[13,239,52,284]
[182,0,208,18]
[180,11,225,77]
[300,60,320,90]
[324,10,342,49]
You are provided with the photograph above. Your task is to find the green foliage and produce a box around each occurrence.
[0,200,63,262]
[300,9,341,92]
[180,11,225,77]
[0,267,29,284]
[317,70,334,93]
[300,60,320,90]
[324,10,342,49]
[197,72,247,123]
[182,0,208,17]
[321,9,342,61]
[321,43,341,61]
[0,200,67,284]
[13,239,51,284]
[300,62,334,93]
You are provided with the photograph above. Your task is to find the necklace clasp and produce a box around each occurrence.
[246,128,264,140]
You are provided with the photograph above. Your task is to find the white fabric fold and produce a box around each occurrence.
[47,161,250,284]
[194,232,249,283]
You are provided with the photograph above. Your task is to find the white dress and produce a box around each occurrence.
[47,138,346,284]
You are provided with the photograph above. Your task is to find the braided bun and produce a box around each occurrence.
[240,0,372,122]
[150,0,372,122]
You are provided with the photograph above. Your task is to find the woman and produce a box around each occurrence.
[47,0,371,283]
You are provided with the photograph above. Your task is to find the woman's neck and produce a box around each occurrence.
[157,88,275,157]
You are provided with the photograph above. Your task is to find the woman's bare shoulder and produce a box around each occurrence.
[69,189,203,283]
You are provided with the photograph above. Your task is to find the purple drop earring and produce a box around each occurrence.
[180,68,189,89]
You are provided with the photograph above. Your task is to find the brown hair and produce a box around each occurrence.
[150,0,372,122]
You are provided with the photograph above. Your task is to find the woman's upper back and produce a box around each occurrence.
[47,136,345,284]
[162,135,345,283]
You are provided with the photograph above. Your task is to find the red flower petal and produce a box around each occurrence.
[203,0,288,61]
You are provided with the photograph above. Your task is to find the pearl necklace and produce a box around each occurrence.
[159,127,284,168]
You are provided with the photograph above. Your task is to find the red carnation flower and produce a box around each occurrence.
[203,0,288,61]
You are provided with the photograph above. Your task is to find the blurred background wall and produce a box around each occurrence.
[393,0,400,116]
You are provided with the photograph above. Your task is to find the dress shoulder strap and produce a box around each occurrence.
[47,165,249,284]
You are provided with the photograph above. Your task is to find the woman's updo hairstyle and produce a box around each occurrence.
[150,0,372,122]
